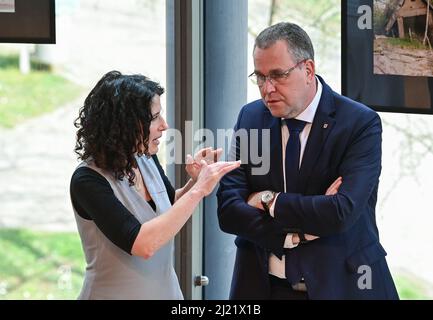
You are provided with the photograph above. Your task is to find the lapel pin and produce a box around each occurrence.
[323,123,328,129]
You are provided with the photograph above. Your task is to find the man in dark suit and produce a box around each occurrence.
[217,22,399,300]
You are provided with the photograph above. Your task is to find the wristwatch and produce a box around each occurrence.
[261,191,276,215]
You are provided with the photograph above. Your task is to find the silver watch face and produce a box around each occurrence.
[261,191,274,203]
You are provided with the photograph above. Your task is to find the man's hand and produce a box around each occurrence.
[246,177,344,245]
[247,191,266,210]
[293,176,343,245]
[247,176,343,211]
[326,176,342,195]
[292,233,319,244]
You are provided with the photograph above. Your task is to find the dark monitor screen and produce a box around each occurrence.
[0,0,55,44]
[342,0,433,114]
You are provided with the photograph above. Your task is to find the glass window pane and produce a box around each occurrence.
[0,0,166,299]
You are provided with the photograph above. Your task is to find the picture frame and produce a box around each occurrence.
[0,0,55,44]
[342,0,433,114]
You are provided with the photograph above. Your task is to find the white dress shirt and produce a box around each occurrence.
[268,78,323,279]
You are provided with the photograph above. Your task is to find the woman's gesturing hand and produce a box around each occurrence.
[185,147,223,182]
[192,159,241,197]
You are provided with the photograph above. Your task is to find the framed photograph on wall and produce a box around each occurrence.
[342,0,433,114]
[0,0,55,44]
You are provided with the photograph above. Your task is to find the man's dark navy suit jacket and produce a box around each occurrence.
[217,76,399,300]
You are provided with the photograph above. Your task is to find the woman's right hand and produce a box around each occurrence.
[192,160,241,197]
[185,147,223,182]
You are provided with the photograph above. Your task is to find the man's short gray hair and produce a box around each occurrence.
[255,22,315,62]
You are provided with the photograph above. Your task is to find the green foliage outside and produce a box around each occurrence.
[248,0,342,90]
[394,272,433,300]
[0,229,85,300]
[0,228,431,300]
[387,37,429,49]
[0,54,83,128]
[249,0,340,37]
[271,0,340,30]
[373,5,387,34]
[274,0,341,35]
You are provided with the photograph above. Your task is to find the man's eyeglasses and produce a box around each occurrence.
[248,59,306,87]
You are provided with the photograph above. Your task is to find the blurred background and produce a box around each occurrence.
[0,0,432,299]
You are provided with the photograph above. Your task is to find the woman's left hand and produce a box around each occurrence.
[186,147,223,182]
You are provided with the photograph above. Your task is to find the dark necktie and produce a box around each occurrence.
[284,119,307,193]
[284,119,307,285]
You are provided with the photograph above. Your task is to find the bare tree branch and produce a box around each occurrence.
[269,0,278,27]
[424,0,430,46]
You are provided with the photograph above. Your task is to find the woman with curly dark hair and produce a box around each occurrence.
[70,71,239,300]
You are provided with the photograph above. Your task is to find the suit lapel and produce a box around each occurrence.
[298,77,336,192]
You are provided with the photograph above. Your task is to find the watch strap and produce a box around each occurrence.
[262,199,270,214]
[298,233,308,244]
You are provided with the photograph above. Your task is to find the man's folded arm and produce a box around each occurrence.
[274,113,382,237]
[217,164,288,256]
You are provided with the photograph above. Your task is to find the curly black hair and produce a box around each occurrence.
[74,70,164,185]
